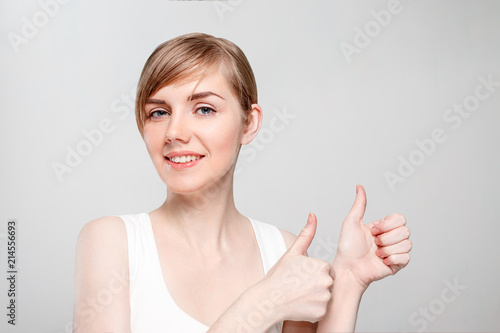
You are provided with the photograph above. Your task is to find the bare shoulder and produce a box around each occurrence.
[76,216,128,268]
[75,216,129,277]
[78,216,126,240]
[77,216,127,246]
[278,228,298,250]
[73,216,131,331]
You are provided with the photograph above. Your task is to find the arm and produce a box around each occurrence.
[209,214,332,332]
[73,217,131,333]
[207,282,283,332]
[316,268,364,332]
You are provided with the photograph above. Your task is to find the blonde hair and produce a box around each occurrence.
[135,33,258,136]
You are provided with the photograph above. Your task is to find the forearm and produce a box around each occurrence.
[208,283,281,332]
[316,271,365,333]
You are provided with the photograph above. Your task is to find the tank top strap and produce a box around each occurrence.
[118,213,156,292]
[248,217,288,274]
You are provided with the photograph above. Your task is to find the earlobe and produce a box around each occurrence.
[241,104,262,145]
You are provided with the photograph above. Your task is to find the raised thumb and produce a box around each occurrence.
[287,213,317,256]
[346,184,367,222]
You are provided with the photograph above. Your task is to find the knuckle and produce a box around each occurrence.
[310,304,328,321]
[395,213,407,225]
[317,291,330,304]
[377,234,386,245]
[318,303,329,318]
[318,260,330,272]
[326,276,334,289]
[403,226,411,238]
[320,276,334,289]
[404,239,413,252]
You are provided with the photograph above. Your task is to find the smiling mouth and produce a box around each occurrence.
[166,155,204,164]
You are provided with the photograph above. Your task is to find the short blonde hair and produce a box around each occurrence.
[135,33,258,136]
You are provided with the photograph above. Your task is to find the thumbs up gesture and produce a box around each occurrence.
[333,185,412,291]
[260,213,334,323]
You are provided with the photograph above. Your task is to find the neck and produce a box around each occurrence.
[155,170,244,251]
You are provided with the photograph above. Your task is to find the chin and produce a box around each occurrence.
[163,179,201,194]
[163,177,214,195]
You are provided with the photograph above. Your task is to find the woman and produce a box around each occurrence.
[73,33,411,332]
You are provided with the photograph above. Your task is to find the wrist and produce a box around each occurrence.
[317,266,364,333]
[331,261,368,296]
[209,284,279,333]
[238,282,283,329]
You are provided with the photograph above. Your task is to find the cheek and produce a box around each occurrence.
[143,129,163,160]
[207,120,243,157]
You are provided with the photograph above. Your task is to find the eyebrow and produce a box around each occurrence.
[145,91,225,105]
[145,99,167,105]
[188,91,225,101]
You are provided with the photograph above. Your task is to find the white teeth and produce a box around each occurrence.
[169,155,201,163]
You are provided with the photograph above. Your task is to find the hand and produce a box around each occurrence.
[260,213,334,323]
[333,185,412,291]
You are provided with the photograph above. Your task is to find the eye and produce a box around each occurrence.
[149,109,169,118]
[196,106,215,116]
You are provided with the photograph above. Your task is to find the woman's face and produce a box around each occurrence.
[142,69,248,194]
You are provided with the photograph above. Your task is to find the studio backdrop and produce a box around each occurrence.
[1,0,499,332]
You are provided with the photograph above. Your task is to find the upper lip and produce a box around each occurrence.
[165,151,204,159]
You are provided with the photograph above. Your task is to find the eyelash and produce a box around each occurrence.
[196,106,216,116]
[149,109,170,118]
[147,106,216,119]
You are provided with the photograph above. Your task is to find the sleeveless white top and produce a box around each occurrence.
[119,213,286,333]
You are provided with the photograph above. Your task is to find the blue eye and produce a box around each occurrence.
[196,107,215,115]
[150,109,169,118]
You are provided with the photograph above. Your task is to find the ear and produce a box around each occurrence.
[240,103,262,145]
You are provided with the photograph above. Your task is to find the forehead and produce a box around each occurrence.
[149,69,235,101]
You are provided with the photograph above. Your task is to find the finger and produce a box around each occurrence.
[376,239,412,258]
[346,184,367,222]
[375,226,411,247]
[383,253,411,273]
[371,213,406,235]
[287,213,317,256]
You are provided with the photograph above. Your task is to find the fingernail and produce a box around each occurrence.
[307,213,313,225]
[372,227,380,234]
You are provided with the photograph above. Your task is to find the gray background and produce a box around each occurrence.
[1,0,499,332]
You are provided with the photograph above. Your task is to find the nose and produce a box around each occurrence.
[165,111,190,144]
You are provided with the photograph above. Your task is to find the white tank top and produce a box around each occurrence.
[119,213,286,332]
